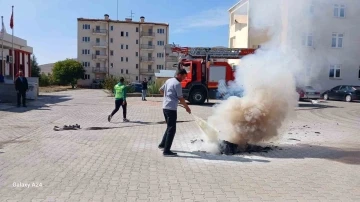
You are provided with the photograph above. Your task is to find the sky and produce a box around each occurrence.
[0,0,239,65]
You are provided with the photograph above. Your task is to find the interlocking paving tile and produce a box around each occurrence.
[0,90,359,201]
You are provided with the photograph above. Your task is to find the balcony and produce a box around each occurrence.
[92,29,107,35]
[140,69,155,74]
[92,54,107,60]
[140,44,155,50]
[92,42,108,48]
[92,67,107,74]
[140,56,155,62]
[140,32,155,37]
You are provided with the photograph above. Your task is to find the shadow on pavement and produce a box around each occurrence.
[172,150,270,163]
[296,103,342,110]
[110,120,193,125]
[0,95,72,113]
[85,120,194,130]
[251,144,360,165]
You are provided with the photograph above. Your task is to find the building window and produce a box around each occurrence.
[358,66,360,79]
[136,76,138,80]
[110,50,114,56]
[334,4,345,18]
[126,45,129,49]
[126,57,128,62]
[126,69,128,74]
[82,37,90,42]
[110,38,113,43]
[136,52,138,57]
[331,33,343,48]
[121,69,123,74]
[126,32,129,37]
[136,40,138,44]
[83,24,90,29]
[157,65,164,69]
[157,41,164,46]
[157,28,165,34]
[136,64,138,69]
[136,27,139,32]
[83,74,90,79]
[82,62,90,67]
[111,63,113,68]
[302,33,313,47]
[121,31,124,36]
[148,65,152,70]
[121,57,123,62]
[121,44,124,49]
[329,64,341,78]
[157,53,164,58]
[82,49,90,55]
[110,26,113,31]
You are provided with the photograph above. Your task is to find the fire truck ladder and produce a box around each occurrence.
[165,44,256,59]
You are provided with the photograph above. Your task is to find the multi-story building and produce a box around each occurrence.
[228,0,360,91]
[77,14,169,86]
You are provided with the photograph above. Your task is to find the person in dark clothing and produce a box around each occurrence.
[14,71,28,107]
[108,77,129,122]
[141,78,148,101]
[158,69,191,157]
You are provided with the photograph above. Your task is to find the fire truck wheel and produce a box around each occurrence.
[189,89,206,104]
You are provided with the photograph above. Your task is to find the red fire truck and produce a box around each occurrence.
[165,45,256,104]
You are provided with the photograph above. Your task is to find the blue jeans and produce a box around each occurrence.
[142,90,147,100]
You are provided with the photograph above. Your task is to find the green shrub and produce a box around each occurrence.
[39,73,54,86]
[148,80,164,95]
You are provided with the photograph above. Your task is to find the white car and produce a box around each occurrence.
[296,86,321,100]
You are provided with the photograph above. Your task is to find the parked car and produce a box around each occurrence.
[129,82,142,93]
[296,86,321,100]
[322,85,360,102]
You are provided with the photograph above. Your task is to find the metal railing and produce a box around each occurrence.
[92,42,108,47]
[140,44,155,49]
[140,56,155,62]
[92,54,107,59]
[140,69,155,74]
[92,29,107,34]
[92,67,107,73]
[140,32,155,37]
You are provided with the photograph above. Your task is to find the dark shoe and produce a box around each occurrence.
[158,145,164,150]
[108,115,112,122]
[144,99,147,101]
[123,118,130,122]
[23,105,27,107]
[163,151,177,156]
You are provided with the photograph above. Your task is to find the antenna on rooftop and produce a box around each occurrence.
[116,0,119,20]
[129,10,135,20]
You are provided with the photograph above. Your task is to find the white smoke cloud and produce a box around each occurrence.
[198,0,334,152]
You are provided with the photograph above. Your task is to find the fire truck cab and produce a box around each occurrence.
[165,45,256,105]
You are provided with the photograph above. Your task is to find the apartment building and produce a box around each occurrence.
[229,0,360,91]
[77,14,169,86]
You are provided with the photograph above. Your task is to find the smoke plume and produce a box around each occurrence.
[199,0,328,151]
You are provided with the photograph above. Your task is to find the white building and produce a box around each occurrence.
[229,0,360,91]
[77,14,169,86]
[0,32,33,79]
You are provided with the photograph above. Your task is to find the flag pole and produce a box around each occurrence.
[11,6,14,80]
[1,16,4,76]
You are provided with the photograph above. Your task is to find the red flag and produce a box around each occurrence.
[10,7,13,29]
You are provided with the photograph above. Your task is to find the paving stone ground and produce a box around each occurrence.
[0,89,359,202]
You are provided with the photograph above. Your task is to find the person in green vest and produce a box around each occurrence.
[108,77,130,122]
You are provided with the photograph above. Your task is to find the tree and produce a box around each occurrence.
[31,55,41,77]
[52,59,85,88]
